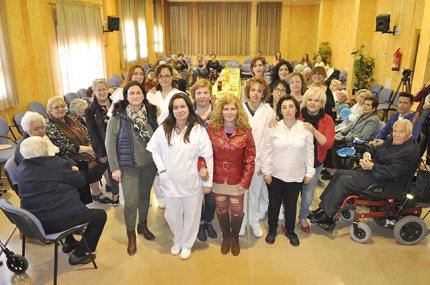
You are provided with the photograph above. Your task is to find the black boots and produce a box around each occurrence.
[137,219,155,241]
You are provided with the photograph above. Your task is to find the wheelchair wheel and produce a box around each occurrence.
[393,216,427,246]
[349,223,372,243]
[6,254,28,274]
[340,209,355,223]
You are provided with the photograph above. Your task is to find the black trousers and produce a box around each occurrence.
[319,169,378,217]
[267,177,302,233]
[41,208,107,257]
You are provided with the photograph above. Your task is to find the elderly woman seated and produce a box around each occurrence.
[17,136,107,265]
[309,120,420,230]
[69,98,89,126]
[45,97,110,204]
[15,111,92,204]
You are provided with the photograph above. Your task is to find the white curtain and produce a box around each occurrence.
[118,0,148,68]
[0,0,19,110]
[56,0,105,93]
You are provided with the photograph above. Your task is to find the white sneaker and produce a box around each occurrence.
[259,211,267,220]
[250,223,263,238]
[239,224,246,236]
[171,244,181,255]
[180,248,191,260]
[158,200,165,209]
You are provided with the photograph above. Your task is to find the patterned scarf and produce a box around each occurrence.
[126,104,151,142]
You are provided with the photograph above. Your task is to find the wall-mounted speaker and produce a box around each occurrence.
[376,14,390,32]
[108,16,120,31]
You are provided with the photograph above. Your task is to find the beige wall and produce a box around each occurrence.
[2,0,430,126]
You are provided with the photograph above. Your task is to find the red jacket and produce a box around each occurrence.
[205,124,256,189]
[298,113,335,163]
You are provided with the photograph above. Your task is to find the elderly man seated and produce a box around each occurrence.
[369,92,421,146]
[310,120,419,230]
[17,136,107,265]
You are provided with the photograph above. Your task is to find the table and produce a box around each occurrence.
[211,68,242,102]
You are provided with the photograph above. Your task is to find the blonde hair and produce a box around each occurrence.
[301,87,327,109]
[357,89,372,97]
[330,79,341,89]
[92,78,109,91]
[46,97,66,113]
[211,95,250,132]
[190,79,212,100]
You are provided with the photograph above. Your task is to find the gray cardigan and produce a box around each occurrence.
[341,112,380,143]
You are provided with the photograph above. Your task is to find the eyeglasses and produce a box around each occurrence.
[53,104,66,110]
[158,74,171,80]
[313,73,323,77]
[274,88,286,94]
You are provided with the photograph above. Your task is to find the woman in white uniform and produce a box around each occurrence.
[146,64,185,208]
[147,93,213,260]
[240,77,274,238]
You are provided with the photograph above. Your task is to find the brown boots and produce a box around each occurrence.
[230,214,244,256]
[217,213,231,255]
[126,230,136,256]
[217,213,244,256]
[137,219,155,240]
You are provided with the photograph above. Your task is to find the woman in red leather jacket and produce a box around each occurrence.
[206,94,256,256]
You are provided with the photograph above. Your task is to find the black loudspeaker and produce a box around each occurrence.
[108,16,120,31]
[376,14,390,32]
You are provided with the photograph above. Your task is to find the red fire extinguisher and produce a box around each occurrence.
[392,48,401,71]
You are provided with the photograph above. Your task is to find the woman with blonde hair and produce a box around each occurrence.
[207,95,256,256]
[297,87,335,233]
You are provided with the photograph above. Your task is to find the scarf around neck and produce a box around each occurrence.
[301,107,325,130]
[126,104,151,142]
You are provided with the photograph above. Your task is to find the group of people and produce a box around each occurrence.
[14,56,425,265]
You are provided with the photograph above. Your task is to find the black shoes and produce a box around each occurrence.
[92,193,111,204]
[265,231,276,244]
[198,223,218,241]
[308,208,324,220]
[206,223,217,239]
[62,239,80,254]
[285,231,300,247]
[68,253,96,266]
[197,224,207,241]
[321,173,334,180]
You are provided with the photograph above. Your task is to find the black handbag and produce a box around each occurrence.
[414,169,430,202]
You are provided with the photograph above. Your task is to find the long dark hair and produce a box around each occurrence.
[112,81,157,124]
[276,95,300,121]
[163,93,201,146]
[270,60,294,89]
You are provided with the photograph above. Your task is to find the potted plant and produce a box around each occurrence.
[351,43,375,90]
[313,42,332,66]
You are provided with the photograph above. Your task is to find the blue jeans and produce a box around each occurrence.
[200,191,216,223]
[192,68,207,84]
[299,164,323,219]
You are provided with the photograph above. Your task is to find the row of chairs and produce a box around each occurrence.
[369,84,397,122]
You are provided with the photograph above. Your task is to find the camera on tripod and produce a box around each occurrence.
[402,68,412,78]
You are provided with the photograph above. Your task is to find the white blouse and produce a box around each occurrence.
[146,124,213,197]
[260,120,315,182]
[243,102,275,170]
[146,88,182,125]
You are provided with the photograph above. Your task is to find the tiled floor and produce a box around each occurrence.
[1,175,430,285]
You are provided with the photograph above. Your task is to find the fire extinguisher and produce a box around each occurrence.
[392,48,401,71]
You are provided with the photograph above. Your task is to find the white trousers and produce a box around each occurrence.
[153,176,165,205]
[243,172,265,226]
[164,191,203,250]
[259,181,269,213]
